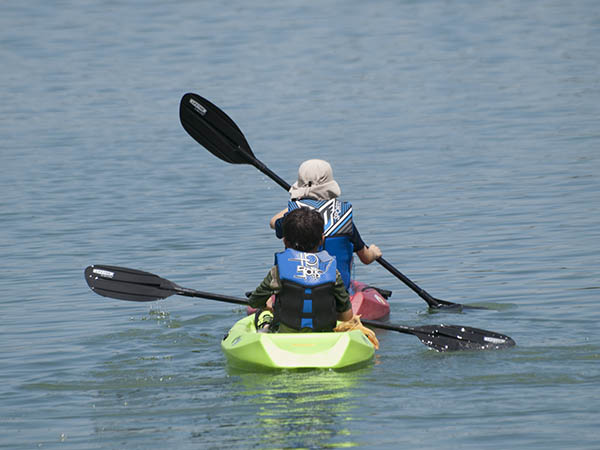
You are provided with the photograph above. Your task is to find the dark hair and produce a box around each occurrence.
[282,207,324,252]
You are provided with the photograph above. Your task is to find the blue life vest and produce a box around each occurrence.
[288,198,354,288]
[274,248,338,331]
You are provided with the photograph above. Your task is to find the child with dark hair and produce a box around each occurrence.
[248,207,353,333]
[270,159,381,290]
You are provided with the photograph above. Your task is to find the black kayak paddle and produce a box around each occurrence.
[84,265,515,351]
[179,92,485,311]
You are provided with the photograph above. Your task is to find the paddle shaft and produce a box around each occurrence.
[176,289,422,335]
[376,257,451,308]
[180,287,426,336]
[179,289,435,339]
[175,286,248,306]
[182,284,436,336]
[361,319,420,335]
[242,151,291,191]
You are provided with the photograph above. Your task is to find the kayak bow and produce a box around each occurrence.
[221,315,375,370]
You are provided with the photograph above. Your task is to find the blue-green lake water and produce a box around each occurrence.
[2,1,599,448]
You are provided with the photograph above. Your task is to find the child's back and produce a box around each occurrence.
[249,207,353,332]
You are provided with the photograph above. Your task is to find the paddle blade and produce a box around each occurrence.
[412,324,516,351]
[179,92,254,164]
[84,265,177,302]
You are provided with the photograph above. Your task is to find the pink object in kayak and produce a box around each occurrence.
[348,280,391,320]
[246,279,391,321]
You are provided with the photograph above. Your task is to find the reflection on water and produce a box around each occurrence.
[231,368,372,449]
[50,318,373,449]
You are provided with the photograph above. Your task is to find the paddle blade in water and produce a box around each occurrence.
[412,324,516,351]
[361,319,515,351]
[179,93,254,164]
[84,265,176,302]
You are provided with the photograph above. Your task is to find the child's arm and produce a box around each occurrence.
[337,307,353,322]
[248,267,281,309]
[269,208,288,229]
[352,225,382,264]
[357,244,382,264]
[333,270,353,321]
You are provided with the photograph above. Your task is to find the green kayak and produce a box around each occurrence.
[221,315,375,370]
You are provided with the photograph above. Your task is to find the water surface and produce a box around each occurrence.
[1,1,599,448]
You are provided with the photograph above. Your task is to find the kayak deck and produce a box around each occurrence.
[221,315,375,370]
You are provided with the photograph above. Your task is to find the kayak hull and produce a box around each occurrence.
[221,315,375,370]
[246,279,391,320]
